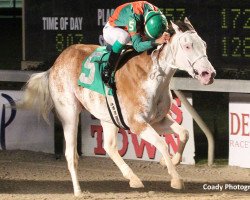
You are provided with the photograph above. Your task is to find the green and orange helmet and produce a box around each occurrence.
[144,11,167,39]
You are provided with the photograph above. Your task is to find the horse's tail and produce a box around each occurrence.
[18,70,53,123]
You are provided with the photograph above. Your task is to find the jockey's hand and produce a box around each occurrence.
[155,32,170,45]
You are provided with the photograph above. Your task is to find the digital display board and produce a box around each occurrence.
[23,0,250,69]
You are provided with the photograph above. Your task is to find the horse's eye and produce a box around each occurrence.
[184,44,192,50]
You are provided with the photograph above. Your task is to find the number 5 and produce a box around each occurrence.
[79,58,95,84]
[129,20,135,31]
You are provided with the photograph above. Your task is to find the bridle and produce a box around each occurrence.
[168,30,208,77]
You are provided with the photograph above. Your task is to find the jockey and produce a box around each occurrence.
[102,1,170,86]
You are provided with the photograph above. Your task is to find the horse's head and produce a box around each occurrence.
[169,18,216,85]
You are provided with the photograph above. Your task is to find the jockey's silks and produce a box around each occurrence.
[108,1,160,52]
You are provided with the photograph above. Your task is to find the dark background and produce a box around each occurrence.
[1,0,249,161]
[23,0,250,70]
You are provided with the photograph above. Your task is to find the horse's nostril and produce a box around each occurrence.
[201,71,209,77]
[201,71,216,80]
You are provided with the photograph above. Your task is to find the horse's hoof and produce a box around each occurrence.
[129,176,144,188]
[171,178,184,190]
[74,189,82,197]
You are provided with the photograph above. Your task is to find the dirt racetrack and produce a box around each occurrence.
[0,150,249,200]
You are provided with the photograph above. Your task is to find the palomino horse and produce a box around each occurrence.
[20,18,215,196]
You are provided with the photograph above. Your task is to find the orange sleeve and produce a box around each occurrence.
[109,3,129,26]
[131,1,158,15]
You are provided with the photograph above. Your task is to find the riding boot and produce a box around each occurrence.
[102,50,120,87]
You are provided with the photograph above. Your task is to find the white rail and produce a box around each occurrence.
[174,90,214,166]
[0,70,34,82]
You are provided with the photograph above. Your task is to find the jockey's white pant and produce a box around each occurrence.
[103,22,131,46]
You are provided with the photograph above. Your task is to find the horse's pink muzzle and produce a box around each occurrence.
[199,70,216,85]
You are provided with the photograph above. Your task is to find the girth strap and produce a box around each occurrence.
[104,86,129,130]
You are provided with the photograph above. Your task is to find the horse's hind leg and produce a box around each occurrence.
[53,96,82,196]
[101,121,144,188]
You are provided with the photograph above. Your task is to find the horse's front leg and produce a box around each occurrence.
[101,121,144,188]
[153,114,189,166]
[139,123,184,189]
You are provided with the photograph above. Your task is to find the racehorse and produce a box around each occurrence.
[20,18,215,196]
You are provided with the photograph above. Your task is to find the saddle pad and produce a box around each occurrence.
[78,46,113,95]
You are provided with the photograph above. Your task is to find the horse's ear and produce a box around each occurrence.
[170,20,182,33]
[184,17,195,30]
